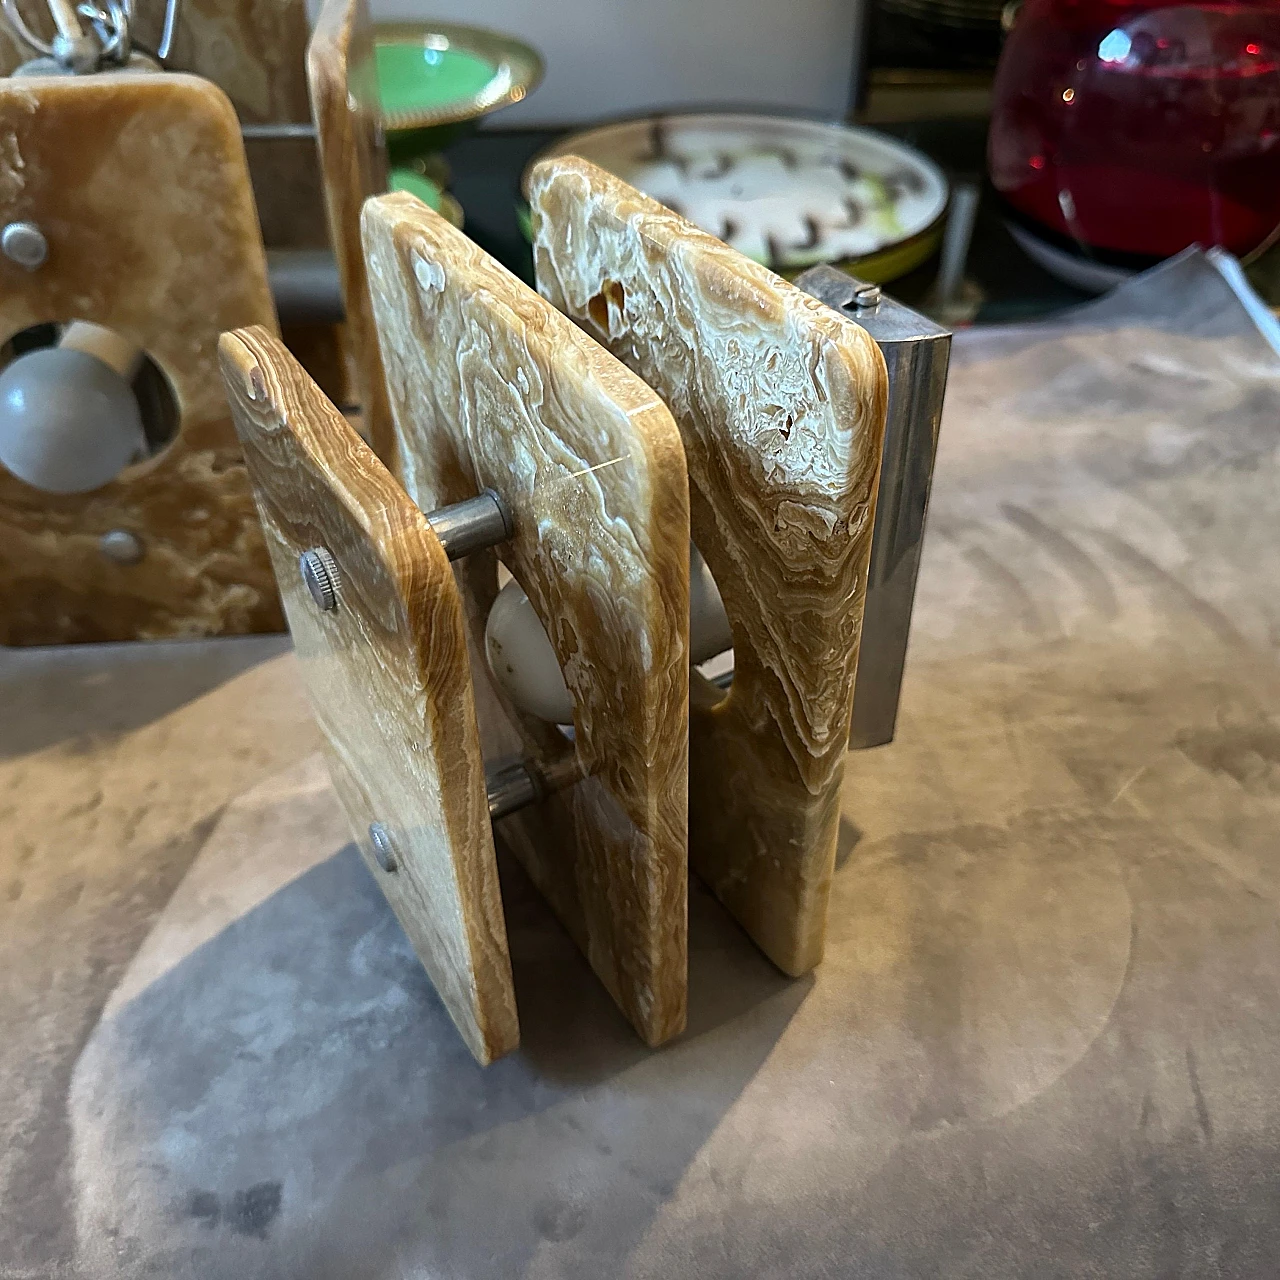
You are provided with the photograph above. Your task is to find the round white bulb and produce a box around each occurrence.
[484,547,734,724]
[0,346,147,494]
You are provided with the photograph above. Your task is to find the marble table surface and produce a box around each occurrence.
[5,256,1280,1278]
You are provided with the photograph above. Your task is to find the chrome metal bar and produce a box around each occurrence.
[486,760,542,822]
[794,264,952,750]
[241,121,318,140]
[426,489,513,562]
[932,183,980,311]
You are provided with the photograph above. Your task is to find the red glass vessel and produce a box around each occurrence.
[989,0,1280,274]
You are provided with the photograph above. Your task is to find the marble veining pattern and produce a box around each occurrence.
[306,0,394,465]
[0,74,283,645]
[362,193,691,1045]
[220,325,519,1063]
[530,157,888,974]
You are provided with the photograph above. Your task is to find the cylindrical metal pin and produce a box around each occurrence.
[427,489,513,561]
[486,760,542,822]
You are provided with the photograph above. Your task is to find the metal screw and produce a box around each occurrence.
[299,546,340,611]
[99,529,143,564]
[852,283,882,308]
[2,221,47,270]
[368,822,398,873]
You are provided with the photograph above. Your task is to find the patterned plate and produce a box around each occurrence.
[531,113,950,280]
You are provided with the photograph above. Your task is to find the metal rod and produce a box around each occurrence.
[241,121,318,141]
[486,760,542,821]
[426,489,513,561]
[932,182,980,309]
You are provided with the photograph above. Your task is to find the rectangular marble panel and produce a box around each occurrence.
[221,324,520,1065]
[307,0,395,465]
[0,74,282,645]
[362,193,691,1046]
[530,157,888,975]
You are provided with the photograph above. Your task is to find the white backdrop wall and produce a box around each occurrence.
[369,0,867,126]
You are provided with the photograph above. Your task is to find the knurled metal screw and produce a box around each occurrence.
[368,822,398,873]
[2,221,47,271]
[99,529,144,564]
[299,546,340,611]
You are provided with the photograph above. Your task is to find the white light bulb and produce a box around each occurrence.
[0,324,147,494]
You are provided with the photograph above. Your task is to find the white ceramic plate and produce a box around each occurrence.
[534,113,949,272]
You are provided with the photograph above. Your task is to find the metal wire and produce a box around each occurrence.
[154,0,177,59]
[1,0,55,56]
[75,0,128,61]
[0,0,171,68]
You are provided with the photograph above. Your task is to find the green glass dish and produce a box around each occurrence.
[374,22,543,166]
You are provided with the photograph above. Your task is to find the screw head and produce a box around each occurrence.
[299,546,340,611]
[368,822,398,873]
[2,221,47,270]
[852,283,882,308]
[99,529,144,564]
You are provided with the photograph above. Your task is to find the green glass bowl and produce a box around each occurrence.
[375,22,543,166]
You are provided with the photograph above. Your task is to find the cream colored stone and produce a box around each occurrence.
[530,156,888,975]
[220,325,519,1065]
[362,192,691,1047]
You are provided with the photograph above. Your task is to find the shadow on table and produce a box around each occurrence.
[0,633,290,759]
[69,837,808,1280]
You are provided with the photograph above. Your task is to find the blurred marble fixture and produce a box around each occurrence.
[0,71,282,646]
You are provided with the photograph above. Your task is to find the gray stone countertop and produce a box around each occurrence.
[5,259,1280,1278]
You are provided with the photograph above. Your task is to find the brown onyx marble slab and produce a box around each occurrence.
[0,0,324,244]
[220,325,519,1065]
[0,0,310,123]
[530,157,888,976]
[307,0,395,466]
[0,73,282,646]
[1,0,355,404]
[362,192,691,1046]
